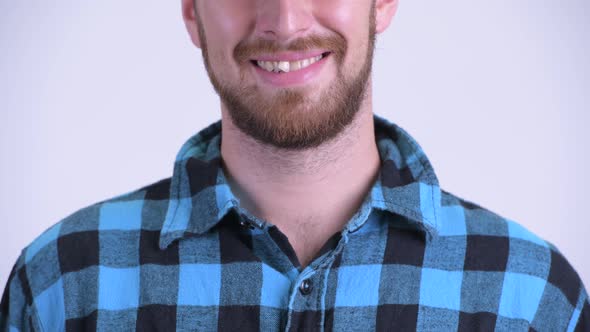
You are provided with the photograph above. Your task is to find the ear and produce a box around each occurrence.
[374,0,399,34]
[182,0,202,48]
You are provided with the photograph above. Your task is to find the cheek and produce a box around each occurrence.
[313,1,372,70]
[199,1,259,83]
[313,2,372,45]
[314,0,366,27]
[201,1,256,58]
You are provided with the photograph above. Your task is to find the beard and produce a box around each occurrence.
[196,7,376,150]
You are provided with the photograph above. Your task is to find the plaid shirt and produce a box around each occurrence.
[1,115,588,331]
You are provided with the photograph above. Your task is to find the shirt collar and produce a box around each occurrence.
[159,114,442,249]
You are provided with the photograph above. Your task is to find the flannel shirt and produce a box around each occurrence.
[1,115,588,331]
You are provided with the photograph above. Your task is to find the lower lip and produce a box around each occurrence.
[251,55,330,88]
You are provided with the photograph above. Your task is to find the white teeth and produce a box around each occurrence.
[256,54,325,73]
[264,62,274,72]
[278,61,290,72]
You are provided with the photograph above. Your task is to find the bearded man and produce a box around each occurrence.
[1,0,588,331]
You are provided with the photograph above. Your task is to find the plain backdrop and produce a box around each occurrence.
[1,1,588,290]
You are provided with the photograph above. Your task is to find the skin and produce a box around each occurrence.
[182,0,399,268]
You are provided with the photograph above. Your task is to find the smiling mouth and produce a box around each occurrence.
[251,52,331,73]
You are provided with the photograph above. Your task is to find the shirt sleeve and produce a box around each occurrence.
[0,254,35,332]
[534,244,590,331]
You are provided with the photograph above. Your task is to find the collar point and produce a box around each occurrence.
[158,234,174,251]
[423,224,440,242]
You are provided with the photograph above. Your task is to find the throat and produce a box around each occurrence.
[274,219,341,269]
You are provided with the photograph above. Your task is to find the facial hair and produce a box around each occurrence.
[196,6,376,150]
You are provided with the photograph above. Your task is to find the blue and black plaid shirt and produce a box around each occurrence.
[1,115,588,331]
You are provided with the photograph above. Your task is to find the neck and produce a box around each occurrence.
[220,95,381,267]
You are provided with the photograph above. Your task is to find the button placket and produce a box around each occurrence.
[285,236,347,331]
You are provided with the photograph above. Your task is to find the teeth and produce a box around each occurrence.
[264,62,274,72]
[256,54,325,73]
[278,61,290,72]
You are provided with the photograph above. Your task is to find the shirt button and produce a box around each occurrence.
[239,218,255,229]
[299,279,312,295]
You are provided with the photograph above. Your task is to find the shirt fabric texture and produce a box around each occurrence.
[1,115,588,331]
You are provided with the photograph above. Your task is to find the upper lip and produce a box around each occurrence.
[251,51,329,62]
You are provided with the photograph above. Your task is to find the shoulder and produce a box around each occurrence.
[440,190,588,330]
[10,178,172,320]
[23,177,171,266]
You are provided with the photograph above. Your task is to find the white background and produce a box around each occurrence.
[1,1,588,290]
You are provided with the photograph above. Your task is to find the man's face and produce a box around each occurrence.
[186,0,392,149]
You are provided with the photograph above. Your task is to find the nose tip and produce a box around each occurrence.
[255,0,313,41]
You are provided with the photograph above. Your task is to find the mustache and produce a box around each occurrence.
[234,34,347,64]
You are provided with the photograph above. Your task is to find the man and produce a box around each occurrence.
[1,0,588,330]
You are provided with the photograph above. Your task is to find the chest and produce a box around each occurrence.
[49,219,534,331]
